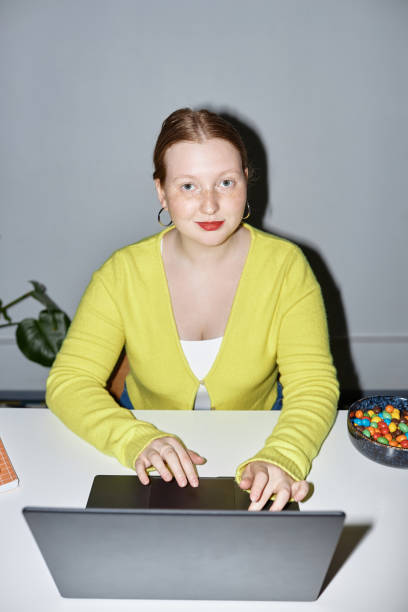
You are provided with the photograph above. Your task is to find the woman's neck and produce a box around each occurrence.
[166,224,248,268]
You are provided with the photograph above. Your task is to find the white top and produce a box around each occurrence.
[180,337,223,410]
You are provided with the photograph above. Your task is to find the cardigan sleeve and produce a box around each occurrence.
[46,265,176,470]
[235,246,339,483]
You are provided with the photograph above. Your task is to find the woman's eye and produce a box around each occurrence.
[181,183,195,192]
[221,179,234,188]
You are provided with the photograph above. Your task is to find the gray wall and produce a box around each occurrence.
[1,0,407,392]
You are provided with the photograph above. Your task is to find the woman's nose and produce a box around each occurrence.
[200,188,219,215]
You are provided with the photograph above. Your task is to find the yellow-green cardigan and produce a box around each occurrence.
[46,224,339,483]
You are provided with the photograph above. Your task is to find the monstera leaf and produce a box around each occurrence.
[28,280,61,311]
[16,310,71,367]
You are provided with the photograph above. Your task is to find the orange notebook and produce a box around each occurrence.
[0,437,19,491]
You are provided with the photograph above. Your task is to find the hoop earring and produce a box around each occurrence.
[242,201,251,220]
[157,207,173,227]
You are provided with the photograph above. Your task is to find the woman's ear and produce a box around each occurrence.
[154,178,167,209]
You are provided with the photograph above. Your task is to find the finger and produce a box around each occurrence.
[248,470,269,503]
[165,440,200,487]
[248,479,275,511]
[239,463,255,489]
[160,444,199,487]
[153,445,187,486]
[187,449,207,464]
[134,458,150,485]
[147,451,174,482]
[269,486,291,512]
[292,480,309,502]
[248,484,275,511]
[134,435,176,484]
[165,443,199,487]
[239,477,252,490]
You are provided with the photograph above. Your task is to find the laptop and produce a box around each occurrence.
[23,475,345,601]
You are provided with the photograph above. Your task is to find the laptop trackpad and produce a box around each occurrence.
[86,475,299,511]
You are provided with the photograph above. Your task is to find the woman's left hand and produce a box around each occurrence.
[238,461,309,511]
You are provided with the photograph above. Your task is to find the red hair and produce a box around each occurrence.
[153,108,250,183]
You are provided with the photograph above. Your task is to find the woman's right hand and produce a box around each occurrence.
[134,436,206,488]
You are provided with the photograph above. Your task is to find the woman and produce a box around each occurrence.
[46,108,339,511]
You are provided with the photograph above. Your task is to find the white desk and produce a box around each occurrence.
[0,408,406,612]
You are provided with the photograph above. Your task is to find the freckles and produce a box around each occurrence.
[170,199,197,217]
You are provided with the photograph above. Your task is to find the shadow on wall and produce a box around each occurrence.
[220,110,361,403]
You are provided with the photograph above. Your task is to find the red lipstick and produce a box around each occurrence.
[196,221,224,231]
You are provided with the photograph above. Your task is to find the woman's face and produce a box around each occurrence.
[155,138,248,246]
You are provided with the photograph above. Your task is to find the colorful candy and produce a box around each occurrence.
[350,404,408,449]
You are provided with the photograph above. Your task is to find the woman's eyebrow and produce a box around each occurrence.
[173,175,196,181]
[218,168,241,175]
[173,169,241,181]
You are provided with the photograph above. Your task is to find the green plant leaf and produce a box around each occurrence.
[16,310,71,367]
[29,280,61,311]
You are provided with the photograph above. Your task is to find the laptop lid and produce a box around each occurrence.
[23,504,345,601]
